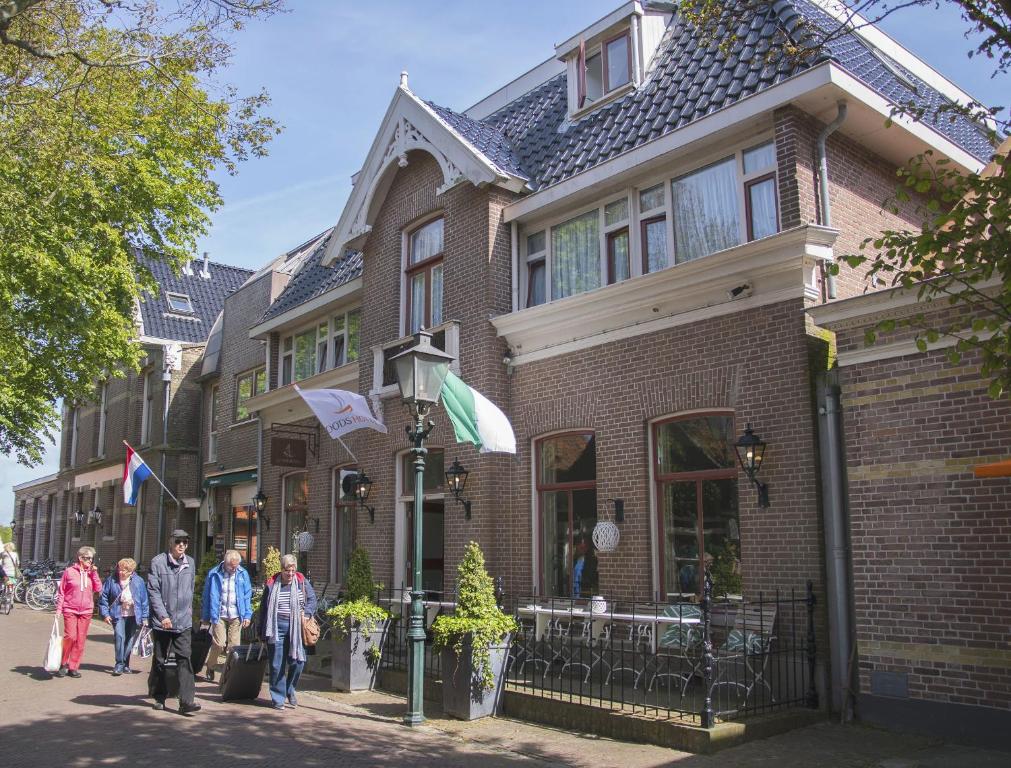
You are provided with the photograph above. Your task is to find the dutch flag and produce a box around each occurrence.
[123,442,153,506]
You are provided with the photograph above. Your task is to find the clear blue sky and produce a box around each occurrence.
[2,0,1008,520]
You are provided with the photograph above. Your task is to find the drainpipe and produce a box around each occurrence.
[256,414,263,570]
[816,101,847,300]
[817,371,853,718]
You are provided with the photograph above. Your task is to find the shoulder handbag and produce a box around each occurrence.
[301,613,321,647]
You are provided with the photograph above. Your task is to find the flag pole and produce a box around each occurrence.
[335,436,359,466]
[123,440,180,505]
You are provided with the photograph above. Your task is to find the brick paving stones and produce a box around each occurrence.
[2,606,1006,768]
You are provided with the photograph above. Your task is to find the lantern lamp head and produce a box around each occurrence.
[349,470,375,525]
[734,423,770,507]
[391,330,455,412]
[253,490,269,529]
[445,458,472,520]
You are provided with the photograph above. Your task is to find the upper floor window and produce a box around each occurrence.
[235,367,266,422]
[519,140,779,308]
[577,30,633,110]
[279,308,362,387]
[69,405,79,466]
[208,384,219,463]
[140,370,154,445]
[405,217,444,334]
[96,381,108,458]
[166,292,193,314]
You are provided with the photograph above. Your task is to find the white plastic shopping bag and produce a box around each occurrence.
[131,625,153,659]
[43,616,63,673]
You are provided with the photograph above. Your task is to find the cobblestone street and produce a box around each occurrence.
[1,605,1006,768]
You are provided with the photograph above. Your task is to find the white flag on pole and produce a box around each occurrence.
[294,385,388,440]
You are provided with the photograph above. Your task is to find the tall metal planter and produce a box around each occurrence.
[440,634,511,721]
[331,620,389,691]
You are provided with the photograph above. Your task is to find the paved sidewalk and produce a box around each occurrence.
[2,605,1006,767]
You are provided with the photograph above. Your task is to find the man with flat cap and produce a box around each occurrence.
[147,529,201,715]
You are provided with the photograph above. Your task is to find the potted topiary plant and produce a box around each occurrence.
[326,547,389,691]
[432,541,517,720]
[251,546,281,617]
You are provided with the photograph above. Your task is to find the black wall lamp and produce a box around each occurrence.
[74,508,86,526]
[343,470,375,524]
[609,498,625,523]
[734,423,770,508]
[445,458,472,520]
[253,490,270,529]
[90,507,103,527]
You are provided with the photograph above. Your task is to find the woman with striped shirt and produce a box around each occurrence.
[257,554,317,710]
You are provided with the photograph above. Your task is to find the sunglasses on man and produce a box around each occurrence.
[173,539,189,546]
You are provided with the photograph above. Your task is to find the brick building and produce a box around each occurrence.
[12,254,252,574]
[11,0,1006,746]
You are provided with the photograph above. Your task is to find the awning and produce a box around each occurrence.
[203,468,257,488]
[974,459,1011,478]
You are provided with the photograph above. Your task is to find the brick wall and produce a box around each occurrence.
[775,106,924,302]
[833,312,1011,714]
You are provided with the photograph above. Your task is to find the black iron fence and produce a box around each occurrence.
[370,580,818,725]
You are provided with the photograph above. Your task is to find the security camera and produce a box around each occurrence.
[727,283,752,301]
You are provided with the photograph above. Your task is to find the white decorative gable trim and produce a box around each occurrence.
[323,83,527,266]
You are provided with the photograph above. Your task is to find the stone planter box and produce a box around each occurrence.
[331,620,388,691]
[440,634,511,720]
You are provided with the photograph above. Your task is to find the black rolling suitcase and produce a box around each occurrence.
[162,654,180,698]
[190,626,213,676]
[219,643,268,701]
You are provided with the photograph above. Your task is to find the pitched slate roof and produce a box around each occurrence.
[428,0,992,193]
[138,255,253,344]
[259,231,363,324]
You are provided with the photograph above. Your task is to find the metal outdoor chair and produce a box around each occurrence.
[603,611,654,689]
[710,604,778,709]
[647,604,703,696]
[558,618,611,684]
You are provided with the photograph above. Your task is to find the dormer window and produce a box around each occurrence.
[578,31,632,109]
[560,3,671,118]
[166,292,193,314]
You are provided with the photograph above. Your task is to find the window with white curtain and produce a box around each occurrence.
[518,138,779,307]
[672,156,741,264]
[405,217,444,334]
[551,210,600,301]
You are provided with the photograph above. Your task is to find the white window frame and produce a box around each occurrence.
[97,381,108,458]
[208,384,219,463]
[234,366,266,423]
[69,405,79,466]
[140,370,154,445]
[166,292,193,313]
[603,193,631,285]
[400,213,445,337]
[516,133,778,309]
[277,307,362,387]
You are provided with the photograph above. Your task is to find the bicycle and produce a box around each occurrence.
[26,575,58,611]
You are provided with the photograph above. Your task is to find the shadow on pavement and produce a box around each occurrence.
[9,665,53,681]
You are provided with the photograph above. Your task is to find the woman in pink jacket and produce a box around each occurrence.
[54,546,102,678]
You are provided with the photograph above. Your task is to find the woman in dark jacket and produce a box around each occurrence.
[99,558,150,675]
[257,554,317,710]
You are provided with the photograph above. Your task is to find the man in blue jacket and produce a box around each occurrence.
[201,549,253,681]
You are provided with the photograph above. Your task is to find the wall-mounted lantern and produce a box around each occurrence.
[734,423,770,508]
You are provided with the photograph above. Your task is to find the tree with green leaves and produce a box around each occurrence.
[0,0,282,465]
[679,0,1009,397]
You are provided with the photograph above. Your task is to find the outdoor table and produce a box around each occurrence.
[517,605,700,652]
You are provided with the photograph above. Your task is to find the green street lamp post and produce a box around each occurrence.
[391,330,454,727]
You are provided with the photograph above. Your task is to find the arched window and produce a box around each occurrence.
[536,432,597,598]
[653,413,740,599]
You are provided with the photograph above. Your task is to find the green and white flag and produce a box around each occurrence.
[441,371,516,454]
